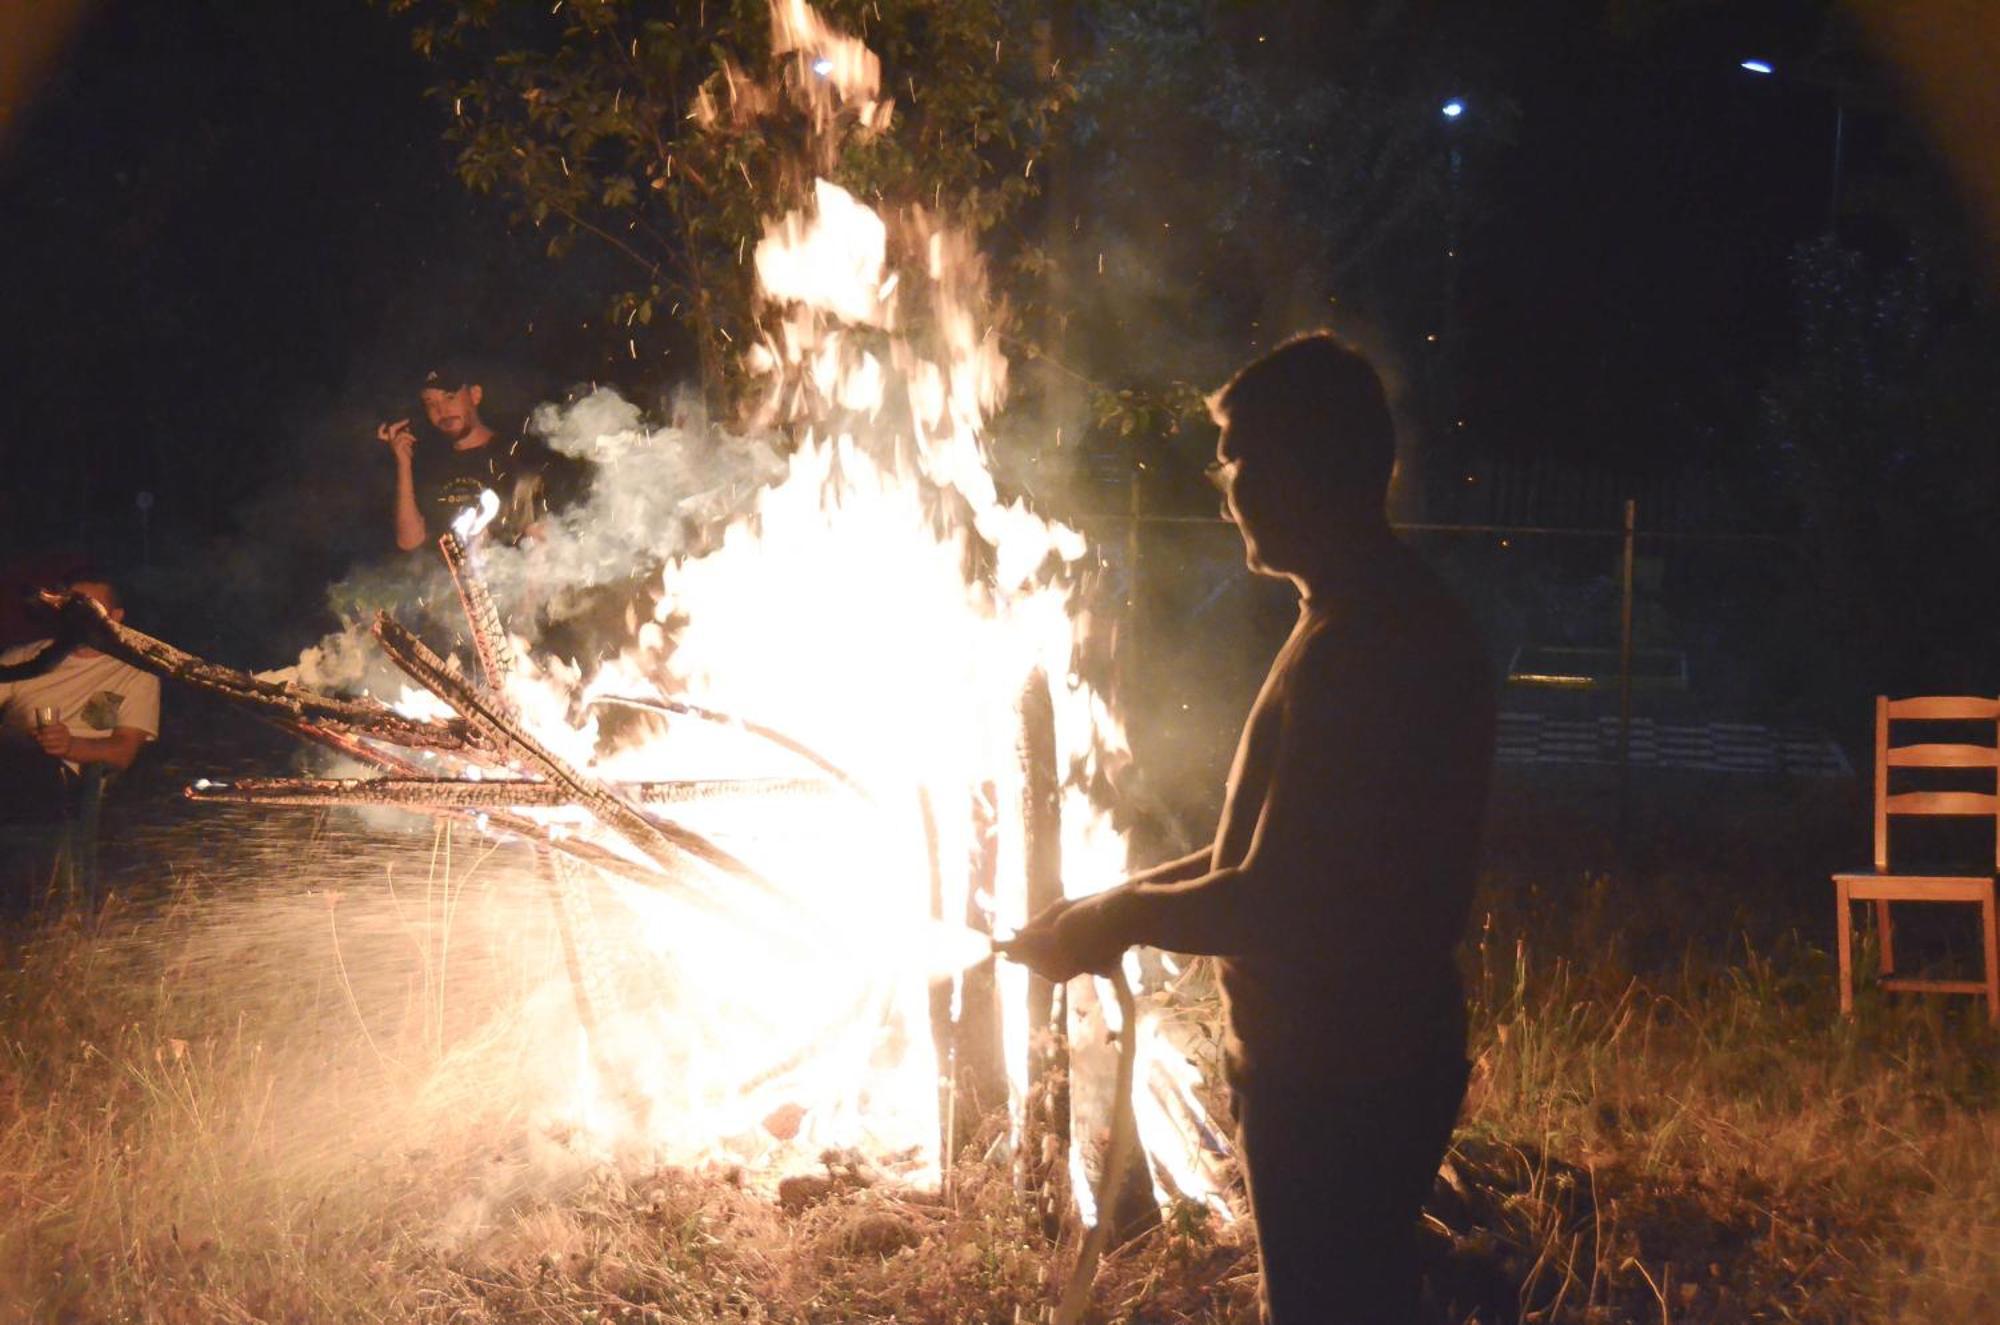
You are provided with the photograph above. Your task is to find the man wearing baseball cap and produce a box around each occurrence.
[375,359,581,552]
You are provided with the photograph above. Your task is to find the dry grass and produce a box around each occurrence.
[1443,869,2000,1324]
[0,812,1994,1323]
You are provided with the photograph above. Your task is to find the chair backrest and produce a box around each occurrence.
[1873,695,2000,872]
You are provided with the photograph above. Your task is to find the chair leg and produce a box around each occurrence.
[1981,887,1999,1029]
[1836,879,1855,1017]
[1874,898,1895,976]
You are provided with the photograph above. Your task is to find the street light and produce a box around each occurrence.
[1441,98,1466,120]
[1736,57,1844,231]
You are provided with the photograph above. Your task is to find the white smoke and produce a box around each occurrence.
[474,388,788,664]
[299,388,788,695]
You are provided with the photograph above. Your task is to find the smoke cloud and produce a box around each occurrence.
[293,388,786,696]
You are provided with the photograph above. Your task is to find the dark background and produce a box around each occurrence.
[1,0,1991,733]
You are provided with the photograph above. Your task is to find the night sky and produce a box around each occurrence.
[0,0,1973,642]
[0,0,638,645]
[1462,8,1851,466]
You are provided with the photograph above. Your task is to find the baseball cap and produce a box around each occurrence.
[418,355,482,394]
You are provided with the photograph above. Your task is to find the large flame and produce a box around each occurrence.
[424,0,1226,1217]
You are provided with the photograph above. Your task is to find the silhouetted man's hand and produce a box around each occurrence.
[998,889,1137,982]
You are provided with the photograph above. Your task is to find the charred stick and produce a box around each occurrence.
[1055,971,1141,1325]
[448,805,744,929]
[438,530,517,695]
[537,843,676,1129]
[484,809,663,888]
[372,613,778,892]
[184,775,834,809]
[589,694,867,797]
[41,591,476,754]
[286,720,441,777]
[540,845,616,1044]
[0,622,89,680]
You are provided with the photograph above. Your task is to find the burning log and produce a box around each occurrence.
[184,775,835,811]
[371,612,780,894]
[947,779,1009,1154]
[919,787,959,1176]
[437,529,516,694]
[1017,670,1070,1237]
[1057,971,1141,1325]
[482,807,721,900]
[590,694,867,797]
[40,590,477,754]
[285,724,437,778]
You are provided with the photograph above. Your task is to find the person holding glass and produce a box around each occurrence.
[0,572,159,829]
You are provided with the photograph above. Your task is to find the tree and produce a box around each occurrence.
[382,0,1073,412]
[1758,237,2000,713]
[1024,0,1516,504]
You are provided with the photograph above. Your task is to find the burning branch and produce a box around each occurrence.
[41,590,477,755]
[438,528,517,694]
[589,694,868,797]
[370,612,779,893]
[184,775,834,810]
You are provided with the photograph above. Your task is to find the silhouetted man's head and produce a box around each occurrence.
[1207,333,1397,583]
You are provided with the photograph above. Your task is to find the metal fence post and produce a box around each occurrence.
[1126,468,1143,669]
[1617,499,1637,854]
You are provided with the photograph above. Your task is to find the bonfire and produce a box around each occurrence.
[38,0,1232,1282]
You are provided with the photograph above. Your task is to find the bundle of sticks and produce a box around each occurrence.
[39,528,839,895]
[37,526,865,1077]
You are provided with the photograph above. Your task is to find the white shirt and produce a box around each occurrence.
[0,642,161,773]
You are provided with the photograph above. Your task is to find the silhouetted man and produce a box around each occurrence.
[1005,333,1494,1324]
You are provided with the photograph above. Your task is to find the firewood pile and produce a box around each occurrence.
[35,526,1107,1200]
[41,530,833,898]
[38,528,889,1099]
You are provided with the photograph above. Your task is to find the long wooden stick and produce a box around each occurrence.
[1055,970,1141,1325]
[371,612,778,892]
[438,530,517,695]
[184,775,835,810]
[590,694,868,797]
[43,590,476,753]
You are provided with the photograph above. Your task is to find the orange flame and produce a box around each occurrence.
[469,0,1224,1213]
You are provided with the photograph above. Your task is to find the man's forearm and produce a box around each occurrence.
[1122,864,1269,957]
[64,730,145,772]
[1124,846,1214,889]
[394,464,426,550]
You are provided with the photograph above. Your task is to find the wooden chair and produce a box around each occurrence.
[1832,696,2000,1025]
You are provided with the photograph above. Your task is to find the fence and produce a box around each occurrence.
[1079,476,1796,850]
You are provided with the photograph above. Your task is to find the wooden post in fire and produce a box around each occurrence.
[1016,670,1070,1237]
[949,781,1010,1156]
[919,789,961,1184]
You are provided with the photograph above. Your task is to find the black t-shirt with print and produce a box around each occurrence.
[416,434,588,547]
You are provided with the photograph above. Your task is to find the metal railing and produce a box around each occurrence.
[1078,495,1796,850]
